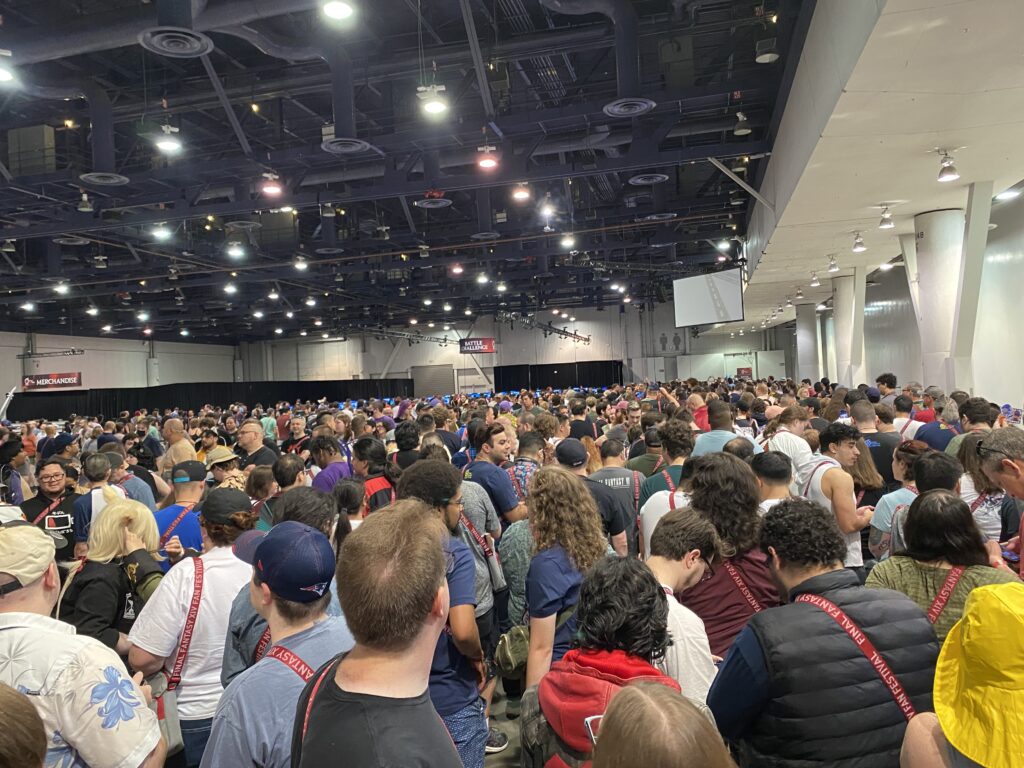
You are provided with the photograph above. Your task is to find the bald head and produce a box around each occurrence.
[162,418,186,443]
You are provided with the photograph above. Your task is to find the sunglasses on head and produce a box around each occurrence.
[976,438,1016,463]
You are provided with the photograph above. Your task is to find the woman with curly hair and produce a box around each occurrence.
[525,466,608,688]
[522,557,681,768]
[677,453,782,657]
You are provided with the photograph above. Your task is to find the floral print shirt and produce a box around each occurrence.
[0,611,160,768]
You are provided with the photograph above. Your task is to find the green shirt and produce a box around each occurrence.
[638,464,686,510]
[944,428,992,458]
[865,556,1018,641]
[625,452,666,478]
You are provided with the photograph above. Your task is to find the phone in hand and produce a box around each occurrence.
[1002,549,1021,564]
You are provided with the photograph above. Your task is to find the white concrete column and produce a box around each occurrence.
[832,266,867,386]
[948,181,993,392]
[913,209,965,389]
[795,303,820,382]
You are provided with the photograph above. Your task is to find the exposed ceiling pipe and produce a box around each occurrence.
[539,0,652,117]
[216,25,320,62]
[476,189,494,235]
[7,0,321,66]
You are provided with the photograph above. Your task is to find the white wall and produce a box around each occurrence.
[2,332,235,393]
[861,268,923,386]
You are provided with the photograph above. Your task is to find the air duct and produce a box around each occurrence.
[539,0,653,117]
[473,189,499,240]
[321,45,371,155]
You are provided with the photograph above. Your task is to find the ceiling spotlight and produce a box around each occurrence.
[86,306,99,316]
[54,283,69,295]
[617,285,626,294]
[513,185,530,202]
[443,303,452,311]
[417,84,448,116]
[443,324,451,331]
[226,242,245,258]
[717,252,728,263]
[427,322,435,328]
[623,296,632,303]
[795,288,804,299]
[816,303,828,311]
[294,256,308,271]
[314,319,323,326]
[19,301,34,311]
[0,63,15,84]
[101,324,113,332]
[464,308,472,316]
[451,264,464,275]
[496,282,507,293]
[322,332,330,339]
[152,223,172,241]
[278,206,295,214]
[476,274,489,285]
[609,283,619,291]
[716,239,731,251]
[179,328,190,337]
[937,151,959,183]
[143,327,153,336]
[878,207,895,230]
[300,330,308,336]
[274,327,284,335]
[154,124,182,154]
[0,240,13,253]
[262,173,283,196]
[569,316,576,322]
[322,1,354,19]
[879,262,895,272]
[827,256,840,273]
[996,189,1021,201]
[409,318,418,325]
[268,290,279,300]
[304,297,316,307]
[755,37,780,64]
[851,232,867,253]
[224,283,237,294]
[810,272,821,287]
[560,234,576,248]
[561,312,568,318]
[785,297,793,307]
[286,311,294,319]
[739,328,744,336]
[253,310,264,319]
[733,111,752,137]
[77,193,93,212]
[541,203,555,217]
[423,298,433,306]
[136,311,150,322]
[551,308,560,315]
[477,145,499,170]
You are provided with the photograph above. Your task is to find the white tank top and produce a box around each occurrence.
[802,457,863,568]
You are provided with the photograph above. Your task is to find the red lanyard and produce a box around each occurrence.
[32,495,65,525]
[253,627,272,662]
[266,645,315,682]
[927,567,965,624]
[795,593,917,722]
[159,502,197,548]
[661,469,676,494]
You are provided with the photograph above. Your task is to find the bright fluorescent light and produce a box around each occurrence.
[996,189,1021,201]
[54,283,69,295]
[224,283,237,294]
[409,318,418,325]
[86,307,99,316]
[137,311,150,322]
[496,283,507,293]
[560,234,575,248]
[623,296,632,303]
[314,319,323,327]
[155,136,182,153]
[477,146,499,170]
[268,290,280,300]
[609,283,619,291]
[274,327,284,335]
[443,303,452,311]
[716,239,731,251]
[152,224,172,241]
[253,310,264,319]
[476,274,489,285]
[464,308,472,316]
[513,185,530,202]
[452,264,464,275]
[226,242,244,258]
[143,328,153,336]
[541,204,554,217]
[417,84,448,116]
[322,1,354,20]
[285,311,294,319]
[294,257,308,271]
[19,302,34,311]
[101,324,113,332]
[179,328,189,336]
[0,65,15,83]
[717,253,728,263]
[423,298,433,306]
[879,262,895,271]
[305,297,316,307]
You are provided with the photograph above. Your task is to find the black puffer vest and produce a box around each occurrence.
[745,569,938,767]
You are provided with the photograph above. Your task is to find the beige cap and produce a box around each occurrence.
[204,445,237,469]
[0,523,55,595]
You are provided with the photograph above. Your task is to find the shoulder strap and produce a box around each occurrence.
[459,512,494,558]
[969,493,988,513]
[927,566,966,624]
[507,467,525,500]
[801,460,835,497]
[300,657,343,741]
[167,557,204,690]
[266,645,315,682]
[795,593,917,722]
[32,495,65,526]
[632,471,640,513]
[723,561,763,613]
[899,420,912,437]
[253,626,272,663]
[660,469,676,494]
[652,455,665,472]
[159,503,196,548]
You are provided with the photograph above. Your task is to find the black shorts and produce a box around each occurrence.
[476,607,498,662]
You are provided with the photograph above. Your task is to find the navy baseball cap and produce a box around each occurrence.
[232,521,335,603]
[555,438,589,469]
[172,461,207,484]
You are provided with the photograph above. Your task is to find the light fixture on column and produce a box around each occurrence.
[827,256,839,273]
[937,150,959,183]
[878,207,895,229]
[733,112,752,136]
[851,232,867,253]
[810,272,821,287]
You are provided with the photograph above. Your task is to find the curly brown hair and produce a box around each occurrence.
[686,453,761,557]
[533,412,559,440]
[528,466,607,572]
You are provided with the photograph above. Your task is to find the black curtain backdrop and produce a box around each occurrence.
[492,360,623,392]
[8,379,414,421]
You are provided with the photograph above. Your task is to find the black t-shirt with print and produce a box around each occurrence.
[292,656,462,768]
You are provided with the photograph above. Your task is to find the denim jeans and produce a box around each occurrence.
[168,717,213,768]
[441,698,487,768]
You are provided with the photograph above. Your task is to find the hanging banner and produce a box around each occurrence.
[22,372,82,390]
[460,338,496,354]
[736,367,753,379]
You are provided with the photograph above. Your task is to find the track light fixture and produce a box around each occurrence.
[878,207,895,230]
[77,193,93,212]
[512,184,530,202]
[417,83,448,116]
[810,272,821,287]
[293,255,308,271]
[937,150,959,183]
[795,288,804,299]
[261,173,283,196]
[154,124,182,154]
[1,240,14,253]
[477,145,498,170]
[827,255,840,273]
[852,232,867,253]
[733,112,752,136]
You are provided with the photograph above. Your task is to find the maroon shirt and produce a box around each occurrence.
[678,549,782,657]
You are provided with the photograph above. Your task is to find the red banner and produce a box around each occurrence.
[736,367,753,379]
[459,338,496,354]
[23,372,82,390]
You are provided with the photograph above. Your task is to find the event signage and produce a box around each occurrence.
[459,338,496,354]
[736,367,753,379]
[22,372,82,390]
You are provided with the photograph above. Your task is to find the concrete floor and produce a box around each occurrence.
[486,686,521,768]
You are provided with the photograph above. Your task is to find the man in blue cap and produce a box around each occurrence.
[153,461,207,571]
[202,521,354,768]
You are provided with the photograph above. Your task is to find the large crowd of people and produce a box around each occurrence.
[0,374,1021,768]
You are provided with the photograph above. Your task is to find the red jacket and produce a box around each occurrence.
[538,649,680,768]
[692,405,710,432]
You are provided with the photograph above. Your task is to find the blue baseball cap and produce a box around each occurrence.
[232,521,335,603]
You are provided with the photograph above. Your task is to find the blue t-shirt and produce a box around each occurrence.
[915,421,961,451]
[202,617,354,768]
[692,430,763,458]
[526,545,582,663]
[429,536,479,717]
[463,460,519,518]
[154,503,202,572]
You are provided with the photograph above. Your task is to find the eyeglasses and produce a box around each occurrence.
[976,439,1017,463]
[700,556,715,583]
[39,474,65,482]
[584,714,603,745]
[444,498,465,510]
